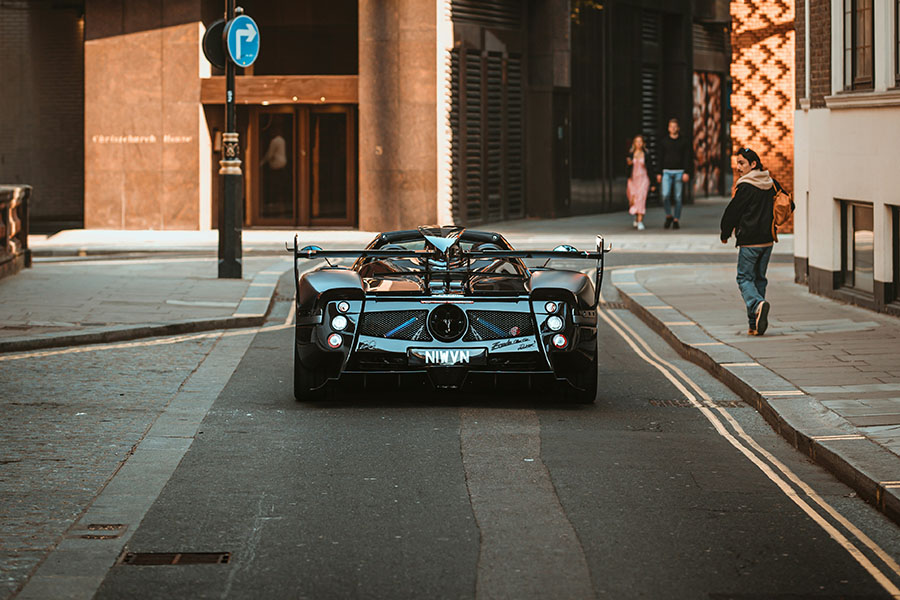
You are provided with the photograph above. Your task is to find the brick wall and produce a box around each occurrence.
[0,2,85,231]
[730,0,794,195]
[795,0,805,106]
[809,0,832,107]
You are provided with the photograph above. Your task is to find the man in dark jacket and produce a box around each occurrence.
[656,118,692,229]
[720,148,777,335]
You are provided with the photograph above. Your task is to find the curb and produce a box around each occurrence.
[0,259,294,354]
[610,267,900,526]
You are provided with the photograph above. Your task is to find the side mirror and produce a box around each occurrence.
[553,244,579,253]
[300,245,323,254]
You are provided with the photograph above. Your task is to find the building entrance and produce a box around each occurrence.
[248,105,356,227]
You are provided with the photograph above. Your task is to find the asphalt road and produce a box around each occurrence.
[84,268,900,600]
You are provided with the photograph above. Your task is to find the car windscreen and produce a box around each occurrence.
[356,239,527,279]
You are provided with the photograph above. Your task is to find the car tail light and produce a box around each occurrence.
[331,315,348,331]
[546,316,564,331]
[327,333,343,348]
[337,301,350,313]
[544,301,558,313]
[552,334,567,349]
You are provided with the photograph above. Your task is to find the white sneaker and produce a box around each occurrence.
[637,221,645,230]
[632,220,638,229]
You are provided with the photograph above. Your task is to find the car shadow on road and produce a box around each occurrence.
[292,385,599,412]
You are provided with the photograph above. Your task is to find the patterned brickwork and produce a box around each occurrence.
[730,0,795,210]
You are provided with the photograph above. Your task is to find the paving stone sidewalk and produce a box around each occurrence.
[0,256,295,353]
[612,263,900,523]
[27,196,793,257]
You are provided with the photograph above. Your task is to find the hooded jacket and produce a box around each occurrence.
[720,169,777,247]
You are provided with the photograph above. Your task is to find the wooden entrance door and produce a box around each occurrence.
[248,105,356,227]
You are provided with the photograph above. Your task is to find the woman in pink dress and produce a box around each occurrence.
[626,135,651,230]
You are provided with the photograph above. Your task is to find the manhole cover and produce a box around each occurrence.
[119,552,231,566]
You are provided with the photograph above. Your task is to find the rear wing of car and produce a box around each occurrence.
[289,235,613,306]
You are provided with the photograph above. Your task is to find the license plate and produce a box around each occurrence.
[409,348,487,366]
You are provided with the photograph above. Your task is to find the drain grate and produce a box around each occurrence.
[598,301,627,310]
[649,398,694,408]
[713,400,745,408]
[119,552,231,566]
[649,399,746,408]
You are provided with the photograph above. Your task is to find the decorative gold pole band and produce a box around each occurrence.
[219,132,242,175]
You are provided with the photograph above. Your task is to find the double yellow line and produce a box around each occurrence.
[598,300,900,597]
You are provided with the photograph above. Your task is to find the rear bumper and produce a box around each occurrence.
[336,368,562,391]
[296,297,597,391]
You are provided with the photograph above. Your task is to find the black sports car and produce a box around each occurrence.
[291,226,611,402]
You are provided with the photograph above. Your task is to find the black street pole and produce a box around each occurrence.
[218,0,243,278]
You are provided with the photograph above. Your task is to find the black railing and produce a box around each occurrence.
[0,185,32,279]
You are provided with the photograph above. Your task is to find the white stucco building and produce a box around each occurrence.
[794,0,900,314]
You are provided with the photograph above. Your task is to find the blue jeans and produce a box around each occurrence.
[737,246,773,328]
[661,170,684,220]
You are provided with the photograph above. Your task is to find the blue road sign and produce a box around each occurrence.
[225,15,260,68]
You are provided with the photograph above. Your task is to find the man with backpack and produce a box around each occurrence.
[720,148,792,336]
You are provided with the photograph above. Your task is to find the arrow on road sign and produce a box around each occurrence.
[235,24,256,59]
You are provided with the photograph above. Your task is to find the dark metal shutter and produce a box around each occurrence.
[640,66,661,170]
[692,23,726,53]
[450,49,463,222]
[448,47,524,225]
[486,52,504,221]
[451,0,522,29]
[464,49,484,223]
[505,55,524,219]
[641,10,661,42]
[640,10,663,203]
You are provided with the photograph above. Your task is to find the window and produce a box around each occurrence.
[896,0,900,86]
[841,202,875,293]
[844,0,874,90]
[892,206,900,302]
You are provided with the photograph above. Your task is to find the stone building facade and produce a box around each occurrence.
[1,0,572,233]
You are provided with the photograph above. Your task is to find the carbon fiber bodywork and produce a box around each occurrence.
[291,227,610,399]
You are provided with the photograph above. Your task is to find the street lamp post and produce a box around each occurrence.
[218,0,243,279]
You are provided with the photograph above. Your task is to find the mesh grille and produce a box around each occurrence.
[359,310,432,342]
[463,311,534,341]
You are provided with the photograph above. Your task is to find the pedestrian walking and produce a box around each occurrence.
[656,118,692,229]
[626,135,653,231]
[720,147,783,336]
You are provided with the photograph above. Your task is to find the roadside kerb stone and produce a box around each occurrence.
[0,259,297,354]
[610,267,900,525]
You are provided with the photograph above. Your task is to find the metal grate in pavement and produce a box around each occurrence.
[118,552,231,566]
[649,399,745,408]
[598,302,627,310]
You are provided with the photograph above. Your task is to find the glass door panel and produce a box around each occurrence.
[257,111,295,222]
[853,204,874,293]
[309,110,349,222]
